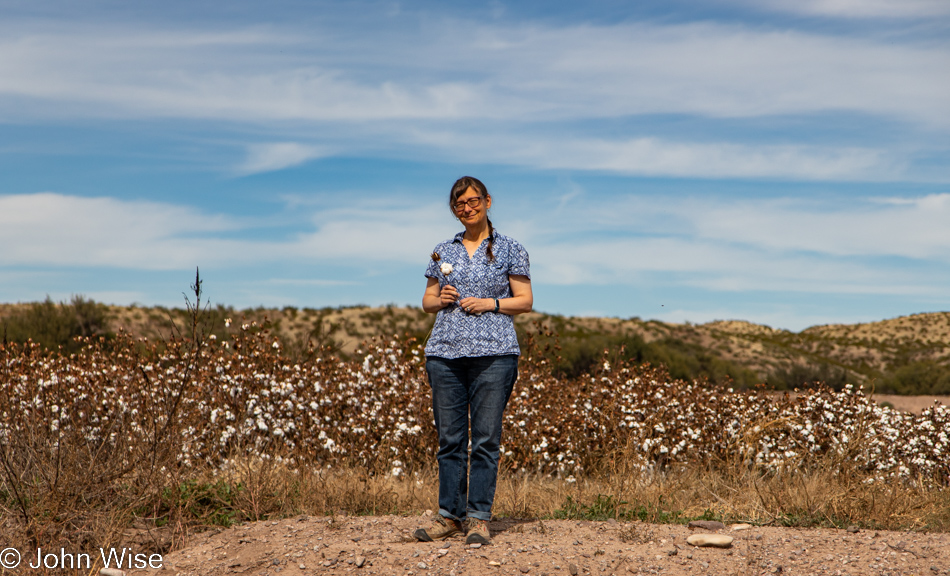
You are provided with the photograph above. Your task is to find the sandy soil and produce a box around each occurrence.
[766,392,950,414]
[135,513,949,576]
[870,394,949,414]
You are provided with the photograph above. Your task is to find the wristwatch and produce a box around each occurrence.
[493,298,500,313]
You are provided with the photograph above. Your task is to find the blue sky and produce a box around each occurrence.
[1,0,948,330]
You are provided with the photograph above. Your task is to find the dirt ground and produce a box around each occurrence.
[135,513,949,576]
[870,394,949,414]
[767,393,949,414]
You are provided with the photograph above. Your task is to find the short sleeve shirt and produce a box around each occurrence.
[424,230,530,359]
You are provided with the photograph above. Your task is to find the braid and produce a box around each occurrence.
[486,218,495,262]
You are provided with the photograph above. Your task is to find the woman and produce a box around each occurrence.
[414,176,533,545]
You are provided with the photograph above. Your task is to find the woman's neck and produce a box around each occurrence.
[462,222,490,243]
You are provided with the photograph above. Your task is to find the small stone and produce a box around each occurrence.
[298,563,306,570]
[356,556,367,568]
[846,525,860,533]
[688,520,726,531]
[469,543,482,549]
[686,534,734,548]
[568,563,579,575]
[488,561,501,566]
[730,523,753,531]
[701,561,709,569]
[686,552,692,559]
[100,570,127,576]
[572,540,582,546]
[418,562,428,569]
[666,548,678,557]
[520,567,531,574]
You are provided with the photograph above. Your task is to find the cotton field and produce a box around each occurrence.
[1,322,948,487]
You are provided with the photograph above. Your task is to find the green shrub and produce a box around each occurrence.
[1,295,111,353]
[765,362,856,391]
[878,362,950,395]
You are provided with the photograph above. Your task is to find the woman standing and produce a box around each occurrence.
[414,176,533,545]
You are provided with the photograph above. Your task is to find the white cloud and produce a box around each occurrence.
[747,0,950,18]
[691,193,950,259]
[0,193,260,269]
[3,191,949,316]
[515,191,950,299]
[289,203,460,263]
[237,142,332,175]
[0,16,945,181]
[427,134,895,180]
[529,235,932,296]
[0,19,946,127]
[0,192,458,270]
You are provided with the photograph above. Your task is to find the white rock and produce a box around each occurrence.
[687,533,734,548]
[100,569,127,576]
[730,523,753,531]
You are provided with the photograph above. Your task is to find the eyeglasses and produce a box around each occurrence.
[452,197,484,212]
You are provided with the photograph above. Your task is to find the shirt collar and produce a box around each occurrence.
[452,229,497,244]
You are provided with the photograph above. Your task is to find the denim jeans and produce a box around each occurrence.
[425,355,518,522]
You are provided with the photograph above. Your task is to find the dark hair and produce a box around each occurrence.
[450,176,495,261]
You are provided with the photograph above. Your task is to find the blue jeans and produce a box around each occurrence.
[425,355,518,522]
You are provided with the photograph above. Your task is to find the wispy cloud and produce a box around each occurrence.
[236,142,331,175]
[516,191,950,298]
[423,134,897,180]
[0,193,456,270]
[0,18,946,126]
[746,0,950,18]
[691,193,950,259]
[0,13,945,181]
[0,193,254,269]
[8,190,946,297]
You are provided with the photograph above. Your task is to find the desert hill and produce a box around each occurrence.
[2,300,949,394]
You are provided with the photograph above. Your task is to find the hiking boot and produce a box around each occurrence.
[465,518,491,545]
[413,515,462,542]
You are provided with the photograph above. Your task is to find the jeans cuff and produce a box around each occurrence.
[466,510,491,521]
[439,509,463,522]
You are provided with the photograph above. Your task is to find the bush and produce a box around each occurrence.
[1,295,111,353]
[521,327,757,388]
[879,362,950,395]
[766,361,857,391]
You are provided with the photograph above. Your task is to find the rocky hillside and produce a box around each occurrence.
[2,300,949,394]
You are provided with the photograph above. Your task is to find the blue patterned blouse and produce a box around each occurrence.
[424,230,531,359]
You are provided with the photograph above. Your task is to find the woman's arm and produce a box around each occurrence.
[457,274,533,316]
[423,277,460,313]
[501,274,533,315]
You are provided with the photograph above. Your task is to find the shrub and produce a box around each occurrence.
[1,295,111,353]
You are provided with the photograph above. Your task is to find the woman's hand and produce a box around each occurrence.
[423,278,462,313]
[440,284,460,308]
[458,296,492,315]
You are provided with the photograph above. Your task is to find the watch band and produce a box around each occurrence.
[493,298,500,313]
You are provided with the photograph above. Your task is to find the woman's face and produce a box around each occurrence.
[454,186,491,227]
